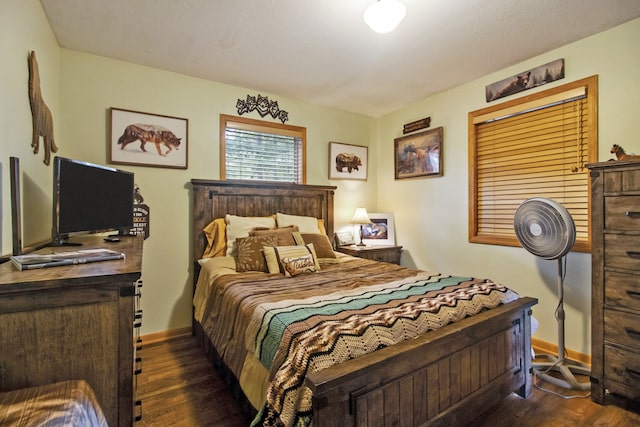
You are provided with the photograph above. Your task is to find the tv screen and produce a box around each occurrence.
[52,156,134,245]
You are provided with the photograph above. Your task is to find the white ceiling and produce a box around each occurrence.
[40,0,640,117]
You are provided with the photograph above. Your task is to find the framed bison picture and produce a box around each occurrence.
[109,107,188,169]
[328,142,367,181]
[394,127,443,179]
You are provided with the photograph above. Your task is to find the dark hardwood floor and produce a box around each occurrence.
[137,335,640,426]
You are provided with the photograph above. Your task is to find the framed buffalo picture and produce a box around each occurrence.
[329,142,368,181]
[109,107,188,169]
[394,127,443,179]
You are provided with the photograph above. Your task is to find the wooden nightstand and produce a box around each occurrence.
[336,245,402,265]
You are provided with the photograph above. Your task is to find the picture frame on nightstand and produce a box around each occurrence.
[362,213,395,246]
[334,231,355,247]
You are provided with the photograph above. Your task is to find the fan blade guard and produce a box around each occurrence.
[513,197,576,260]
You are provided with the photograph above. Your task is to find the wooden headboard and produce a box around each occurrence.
[191,179,337,261]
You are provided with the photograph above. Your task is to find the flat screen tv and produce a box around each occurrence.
[52,156,134,246]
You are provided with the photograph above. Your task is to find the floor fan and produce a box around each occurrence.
[513,197,590,391]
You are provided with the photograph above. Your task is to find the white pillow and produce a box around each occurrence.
[276,212,320,234]
[225,214,276,256]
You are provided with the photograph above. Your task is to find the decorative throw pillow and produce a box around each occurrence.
[281,254,317,277]
[292,232,337,262]
[225,214,276,256]
[249,225,299,246]
[275,213,321,234]
[263,243,321,275]
[235,235,277,272]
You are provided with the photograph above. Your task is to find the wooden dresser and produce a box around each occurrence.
[336,245,402,265]
[588,160,640,406]
[0,235,143,426]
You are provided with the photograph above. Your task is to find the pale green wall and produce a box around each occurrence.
[1,0,61,250]
[3,1,639,354]
[375,18,640,355]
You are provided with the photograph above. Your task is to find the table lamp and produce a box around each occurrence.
[352,208,373,246]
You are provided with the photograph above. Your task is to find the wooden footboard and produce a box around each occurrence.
[306,297,537,427]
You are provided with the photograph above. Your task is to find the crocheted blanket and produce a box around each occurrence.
[249,275,518,426]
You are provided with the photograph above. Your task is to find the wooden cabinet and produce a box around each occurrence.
[0,235,143,426]
[588,160,640,406]
[336,245,402,265]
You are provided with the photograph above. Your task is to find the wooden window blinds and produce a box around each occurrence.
[220,114,306,184]
[468,75,598,252]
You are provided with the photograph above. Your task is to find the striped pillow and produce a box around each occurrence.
[263,244,320,276]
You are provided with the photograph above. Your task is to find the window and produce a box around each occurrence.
[220,114,306,184]
[468,76,598,252]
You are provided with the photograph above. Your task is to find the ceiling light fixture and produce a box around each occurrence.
[363,0,407,34]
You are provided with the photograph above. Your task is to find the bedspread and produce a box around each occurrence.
[197,257,519,427]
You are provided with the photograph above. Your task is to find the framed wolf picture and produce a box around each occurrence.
[109,107,188,169]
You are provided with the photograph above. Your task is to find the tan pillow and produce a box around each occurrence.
[235,235,277,272]
[281,254,317,277]
[225,214,276,256]
[249,225,298,246]
[292,232,337,262]
[263,244,320,275]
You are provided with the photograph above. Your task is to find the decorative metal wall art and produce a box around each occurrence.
[28,51,58,165]
[236,94,289,124]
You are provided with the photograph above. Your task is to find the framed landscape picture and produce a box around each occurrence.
[109,107,188,169]
[394,127,443,179]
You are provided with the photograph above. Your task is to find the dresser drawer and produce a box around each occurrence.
[604,309,640,350]
[604,344,640,401]
[605,271,640,312]
[604,168,640,193]
[605,196,640,231]
[605,234,640,271]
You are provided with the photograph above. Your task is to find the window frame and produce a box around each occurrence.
[468,75,598,252]
[220,114,307,184]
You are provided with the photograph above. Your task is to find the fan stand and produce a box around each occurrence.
[533,257,590,391]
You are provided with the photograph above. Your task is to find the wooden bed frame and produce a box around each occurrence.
[190,179,537,426]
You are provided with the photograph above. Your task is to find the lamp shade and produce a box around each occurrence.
[352,208,373,225]
[363,0,407,34]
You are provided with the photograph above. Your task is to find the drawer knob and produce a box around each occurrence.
[625,211,640,218]
[626,251,640,259]
[628,290,640,299]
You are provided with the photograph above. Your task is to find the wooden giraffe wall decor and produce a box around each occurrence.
[28,51,58,165]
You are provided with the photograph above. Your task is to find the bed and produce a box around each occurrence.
[191,179,537,427]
